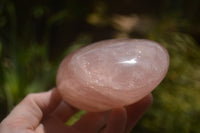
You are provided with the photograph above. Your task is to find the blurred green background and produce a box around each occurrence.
[0,0,200,132]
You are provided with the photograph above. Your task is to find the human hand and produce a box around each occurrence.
[0,88,152,133]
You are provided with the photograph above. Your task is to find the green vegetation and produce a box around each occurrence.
[0,0,200,132]
[66,110,86,126]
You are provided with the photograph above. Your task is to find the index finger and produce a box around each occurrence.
[125,94,153,133]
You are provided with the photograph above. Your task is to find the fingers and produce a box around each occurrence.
[42,116,81,133]
[42,101,81,133]
[1,88,61,130]
[102,107,127,133]
[125,94,153,133]
[0,88,153,133]
[71,94,152,133]
[35,124,45,133]
[73,111,109,133]
[51,101,79,122]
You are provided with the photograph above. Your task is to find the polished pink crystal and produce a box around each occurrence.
[56,39,169,112]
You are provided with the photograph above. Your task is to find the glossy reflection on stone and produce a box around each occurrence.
[56,39,169,112]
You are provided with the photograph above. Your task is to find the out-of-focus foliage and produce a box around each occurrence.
[0,0,200,132]
[134,33,200,133]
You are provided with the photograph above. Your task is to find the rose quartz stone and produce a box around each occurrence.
[56,39,169,112]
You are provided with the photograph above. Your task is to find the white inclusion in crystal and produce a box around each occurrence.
[119,58,137,64]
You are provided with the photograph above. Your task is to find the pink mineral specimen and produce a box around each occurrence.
[56,39,169,112]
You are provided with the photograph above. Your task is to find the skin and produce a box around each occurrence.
[0,88,153,133]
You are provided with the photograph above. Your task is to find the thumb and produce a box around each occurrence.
[0,88,61,130]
